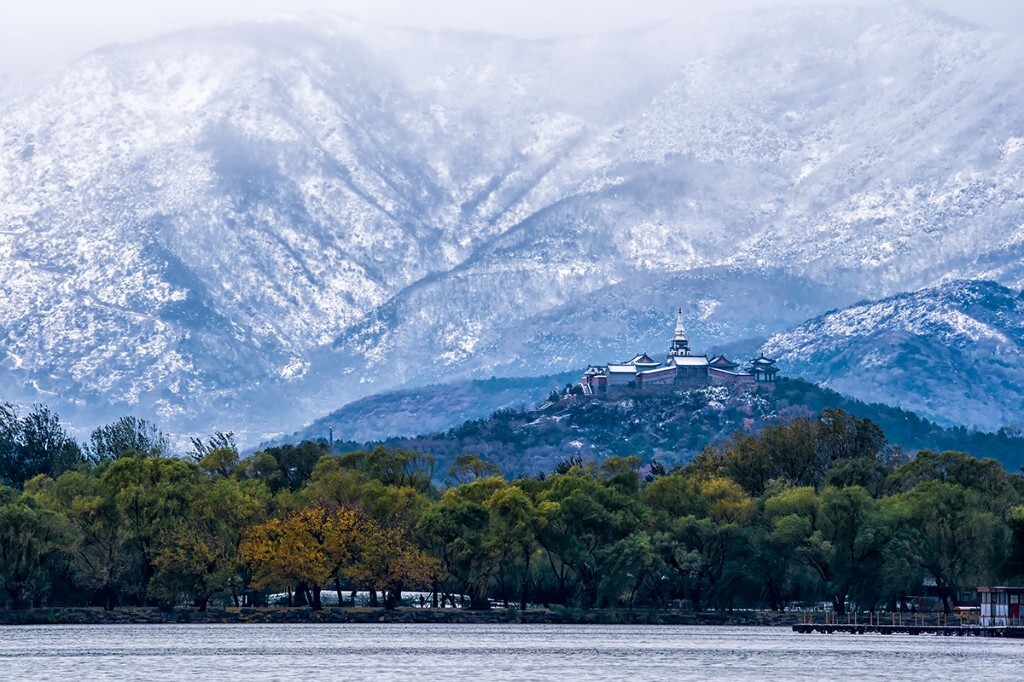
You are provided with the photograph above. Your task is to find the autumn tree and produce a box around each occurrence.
[241,505,364,609]
[346,518,437,610]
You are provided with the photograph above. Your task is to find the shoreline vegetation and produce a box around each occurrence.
[0,605,978,628]
[0,605,802,626]
[3,401,1024,618]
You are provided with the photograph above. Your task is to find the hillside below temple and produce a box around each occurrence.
[580,309,778,394]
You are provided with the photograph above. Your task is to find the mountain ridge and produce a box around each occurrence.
[2,4,1023,440]
[763,279,1024,430]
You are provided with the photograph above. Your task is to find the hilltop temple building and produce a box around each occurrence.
[580,309,778,394]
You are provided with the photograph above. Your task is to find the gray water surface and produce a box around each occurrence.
[1,624,1022,680]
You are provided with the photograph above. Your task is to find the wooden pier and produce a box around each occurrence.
[793,623,1024,638]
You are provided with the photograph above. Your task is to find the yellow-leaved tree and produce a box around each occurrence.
[241,505,361,609]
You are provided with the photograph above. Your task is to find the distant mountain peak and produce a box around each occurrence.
[1,5,1022,442]
[764,280,1024,430]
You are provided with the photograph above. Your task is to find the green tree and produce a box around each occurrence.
[447,454,502,486]
[99,456,207,604]
[893,481,1007,613]
[1005,505,1024,581]
[646,474,754,611]
[85,416,170,462]
[248,442,329,492]
[0,494,71,607]
[419,477,506,609]
[0,404,83,488]
[484,484,556,609]
[25,471,131,610]
[340,446,435,493]
[150,477,270,610]
[768,486,896,614]
[539,467,651,608]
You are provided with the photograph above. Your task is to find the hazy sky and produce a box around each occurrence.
[2,0,1023,76]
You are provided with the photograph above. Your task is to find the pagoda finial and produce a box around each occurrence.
[674,308,687,341]
[669,307,691,357]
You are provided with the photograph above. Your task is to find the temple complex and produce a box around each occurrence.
[580,309,779,394]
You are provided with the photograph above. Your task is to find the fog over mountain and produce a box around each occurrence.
[1,2,1022,442]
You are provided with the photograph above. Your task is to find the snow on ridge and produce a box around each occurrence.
[2,4,1024,439]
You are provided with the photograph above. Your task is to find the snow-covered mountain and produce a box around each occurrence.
[2,3,1023,440]
[763,280,1024,430]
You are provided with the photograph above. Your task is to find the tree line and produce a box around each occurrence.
[2,402,1024,613]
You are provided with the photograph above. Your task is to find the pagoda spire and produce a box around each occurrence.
[674,307,687,342]
[669,308,691,357]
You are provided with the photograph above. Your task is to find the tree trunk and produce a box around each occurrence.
[293,582,309,607]
[690,589,703,613]
[368,588,378,608]
[195,596,209,612]
[469,591,491,610]
[311,586,322,611]
[100,587,115,612]
[335,576,344,608]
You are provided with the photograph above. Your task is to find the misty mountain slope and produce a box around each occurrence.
[315,266,858,398]
[763,280,1024,430]
[280,372,580,446]
[315,4,1024,398]
[2,3,1024,439]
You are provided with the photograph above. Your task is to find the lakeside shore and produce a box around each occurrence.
[0,606,802,627]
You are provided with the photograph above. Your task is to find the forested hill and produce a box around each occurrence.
[334,379,1024,478]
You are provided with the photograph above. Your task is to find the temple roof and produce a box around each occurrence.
[628,353,658,365]
[637,365,677,376]
[671,355,709,367]
[709,354,740,369]
[749,352,776,365]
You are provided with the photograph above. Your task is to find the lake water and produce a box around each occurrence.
[1,624,1023,680]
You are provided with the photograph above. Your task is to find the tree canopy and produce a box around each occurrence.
[0,407,1022,614]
